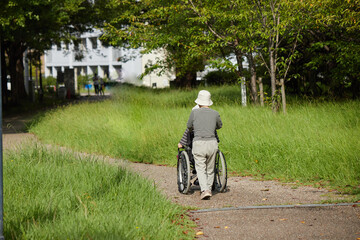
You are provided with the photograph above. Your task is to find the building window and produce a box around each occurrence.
[74,41,79,51]
[81,38,87,50]
[90,37,98,49]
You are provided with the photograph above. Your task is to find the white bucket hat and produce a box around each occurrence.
[195,90,213,106]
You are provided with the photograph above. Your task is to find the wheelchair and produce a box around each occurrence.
[177,144,227,194]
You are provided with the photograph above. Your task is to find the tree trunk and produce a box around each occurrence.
[280,78,286,114]
[38,55,44,102]
[174,66,197,88]
[246,53,259,105]
[1,37,8,106]
[269,49,277,112]
[8,42,27,103]
[258,77,264,107]
[185,71,196,88]
[351,75,359,99]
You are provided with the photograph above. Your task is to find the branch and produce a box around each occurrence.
[188,0,225,40]
[258,50,271,73]
[308,29,330,51]
[282,30,300,81]
[254,0,267,29]
[276,23,291,48]
[274,15,279,64]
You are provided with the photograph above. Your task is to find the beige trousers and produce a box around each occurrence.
[192,140,218,192]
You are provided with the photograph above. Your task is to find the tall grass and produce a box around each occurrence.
[4,143,194,239]
[220,102,360,188]
[30,85,360,194]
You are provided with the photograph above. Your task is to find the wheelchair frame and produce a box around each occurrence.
[177,146,227,194]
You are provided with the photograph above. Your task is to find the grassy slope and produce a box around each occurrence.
[4,144,194,239]
[30,85,360,195]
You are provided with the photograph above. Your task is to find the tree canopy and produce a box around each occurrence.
[1,0,107,104]
[1,0,359,107]
[101,0,359,108]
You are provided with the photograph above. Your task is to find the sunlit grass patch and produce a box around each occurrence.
[4,143,194,239]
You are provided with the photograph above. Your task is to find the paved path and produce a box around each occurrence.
[3,101,360,239]
[191,205,360,239]
[128,162,360,239]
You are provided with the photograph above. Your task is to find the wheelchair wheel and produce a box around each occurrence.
[213,150,227,192]
[177,150,191,194]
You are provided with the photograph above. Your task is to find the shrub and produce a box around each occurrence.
[43,76,57,87]
[203,70,238,85]
[78,75,93,88]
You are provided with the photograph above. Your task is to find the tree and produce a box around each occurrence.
[103,0,359,103]
[0,0,104,104]
[103,0,260,101]
[302,0,360,99]
[104,0,305,108]
[246,0,309,112]
[184,0,257,103]
[177,0,306,110]
[102,0,206,88]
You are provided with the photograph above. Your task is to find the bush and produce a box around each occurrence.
[78,75,93,86]
[43,76,57,87]
[203,70,238,85]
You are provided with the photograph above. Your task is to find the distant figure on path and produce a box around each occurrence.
[93,73,100,95]
[99,78,105,95]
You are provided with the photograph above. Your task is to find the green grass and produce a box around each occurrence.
[30,85,360,196]
[4,143,194,239]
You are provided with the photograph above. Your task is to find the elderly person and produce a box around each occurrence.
[182,90,222,200]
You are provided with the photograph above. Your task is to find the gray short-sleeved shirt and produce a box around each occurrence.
[187,108,222,142]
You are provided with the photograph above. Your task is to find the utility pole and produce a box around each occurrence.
[0,36,5,240]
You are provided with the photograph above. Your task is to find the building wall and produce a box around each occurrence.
[141,50,173,88]
[44,29,173,88]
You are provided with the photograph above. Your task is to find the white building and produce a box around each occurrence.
[44,29,173,89]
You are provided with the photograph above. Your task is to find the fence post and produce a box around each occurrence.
[241,77,247,107]
[281,78,286,114]
[258,77,264,107]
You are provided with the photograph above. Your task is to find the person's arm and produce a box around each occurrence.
[215,130,220,143]
[179,110,194,148]
[216,112,222,129]
[178,128,189,148]
[187,110,195,130]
